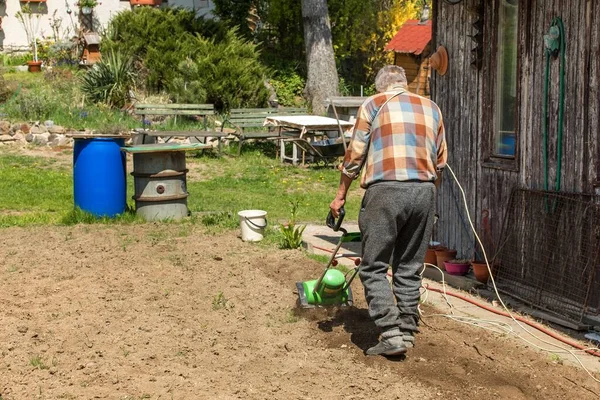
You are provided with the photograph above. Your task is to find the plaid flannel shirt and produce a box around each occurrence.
[340,86,447,188]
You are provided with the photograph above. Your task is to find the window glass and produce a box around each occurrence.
[494,0,518,157]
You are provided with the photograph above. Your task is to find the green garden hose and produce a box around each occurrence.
[542,17,565,194]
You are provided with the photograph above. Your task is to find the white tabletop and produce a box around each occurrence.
[264,115,354,137]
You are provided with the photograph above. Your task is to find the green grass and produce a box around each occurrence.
[0,144,362,228]
[186,148,362,223]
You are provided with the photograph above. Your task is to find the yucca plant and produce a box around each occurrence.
[80,50,136,108]
[279,200,306,249]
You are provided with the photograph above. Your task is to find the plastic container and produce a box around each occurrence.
[444,261,470,276]
[73,137,126,217]
[238,210,267,242]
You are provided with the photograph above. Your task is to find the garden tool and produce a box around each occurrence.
[296,207,361,308]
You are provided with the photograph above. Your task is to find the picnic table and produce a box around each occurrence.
[263,115,354,165]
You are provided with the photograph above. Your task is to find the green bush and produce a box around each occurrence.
[168,30,269,112]
[14,88,59,120]
[270,69,305,107]
[80,50,136,108]
[104,7,227,92]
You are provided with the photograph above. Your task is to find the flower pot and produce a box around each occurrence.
[435,248,456,271]
[471,261,490,283]
[444,261,470,276]
[130,0,162,5]
[81,6,93,14]
[425,245,445,266]
[27,60,42,73]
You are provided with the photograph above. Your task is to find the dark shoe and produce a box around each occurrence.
[366,336,407,356]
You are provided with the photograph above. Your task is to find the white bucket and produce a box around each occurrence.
[238,210,268,242]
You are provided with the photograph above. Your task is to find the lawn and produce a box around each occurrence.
[0,145,363,228]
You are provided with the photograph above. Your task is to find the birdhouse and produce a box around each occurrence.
[82,32,101,65]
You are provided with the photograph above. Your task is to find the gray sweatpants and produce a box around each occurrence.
[358,181,436,334]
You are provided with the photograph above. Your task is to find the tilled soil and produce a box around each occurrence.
[0,224,598,399]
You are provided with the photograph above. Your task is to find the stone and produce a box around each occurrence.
[13,133,26,143]
[32,132,50,146]
[30,125,48,135]
[51,134,70,147]
[0,134,15,142]
[20,123,30,134]
[0,121,10,134]
[11,124,21,133]
[48,125,66,135]
[25,133,34,143]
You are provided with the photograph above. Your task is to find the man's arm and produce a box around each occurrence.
[329,103,372,217]
[329,173,353,218]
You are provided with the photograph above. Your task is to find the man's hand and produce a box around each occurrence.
[329,197,345,218]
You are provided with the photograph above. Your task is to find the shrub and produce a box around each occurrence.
[168,30,269,112]
[80,50,136,108]
[104,7,227,92]
[270,69,306,107]
[48,40,78,66]
[15,88,58,120]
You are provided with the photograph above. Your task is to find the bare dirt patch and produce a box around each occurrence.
[0,224,598,399]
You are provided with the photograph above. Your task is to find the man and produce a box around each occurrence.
[329,65,447,356]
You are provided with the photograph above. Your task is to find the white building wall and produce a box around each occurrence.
[0,0,214,52]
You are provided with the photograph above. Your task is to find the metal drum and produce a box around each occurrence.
[131,151,188,221]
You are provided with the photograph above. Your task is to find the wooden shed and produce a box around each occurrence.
[430,0,600,327]
[385,19,432,97]
[82,32,101,65]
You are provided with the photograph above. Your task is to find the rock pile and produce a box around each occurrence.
[0,120,74,147]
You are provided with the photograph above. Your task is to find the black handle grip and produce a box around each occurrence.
[326,207,345,232]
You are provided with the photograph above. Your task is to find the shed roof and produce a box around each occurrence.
[83,32,101,45]
[385,19,432,55]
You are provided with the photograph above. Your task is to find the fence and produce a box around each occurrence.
[494,188,600,324]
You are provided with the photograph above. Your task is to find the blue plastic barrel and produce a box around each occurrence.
[73,137,126,217]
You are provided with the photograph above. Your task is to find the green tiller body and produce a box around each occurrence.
[296,208,361,308]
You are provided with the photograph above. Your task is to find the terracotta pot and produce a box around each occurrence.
[424,248,437,266]
[435,249,456,271]
[471,261,490,283]
[27,61,42,73]
[130,0,162,5]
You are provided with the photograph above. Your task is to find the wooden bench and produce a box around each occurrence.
[134,103,215,129]
[225,107,308,155]
[134,103,226,152]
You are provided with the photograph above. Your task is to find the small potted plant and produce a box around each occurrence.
[15,4,43,72]
[471,260,492,283]
[77,0,99,15]
[443,259,471,276]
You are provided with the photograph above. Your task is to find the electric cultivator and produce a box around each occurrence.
[296,208,361,308]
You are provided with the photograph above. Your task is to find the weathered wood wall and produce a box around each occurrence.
[431,0,600,259]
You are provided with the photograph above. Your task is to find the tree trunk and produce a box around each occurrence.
[301,0,339,115]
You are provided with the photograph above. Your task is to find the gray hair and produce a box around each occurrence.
[374,65,408,93]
